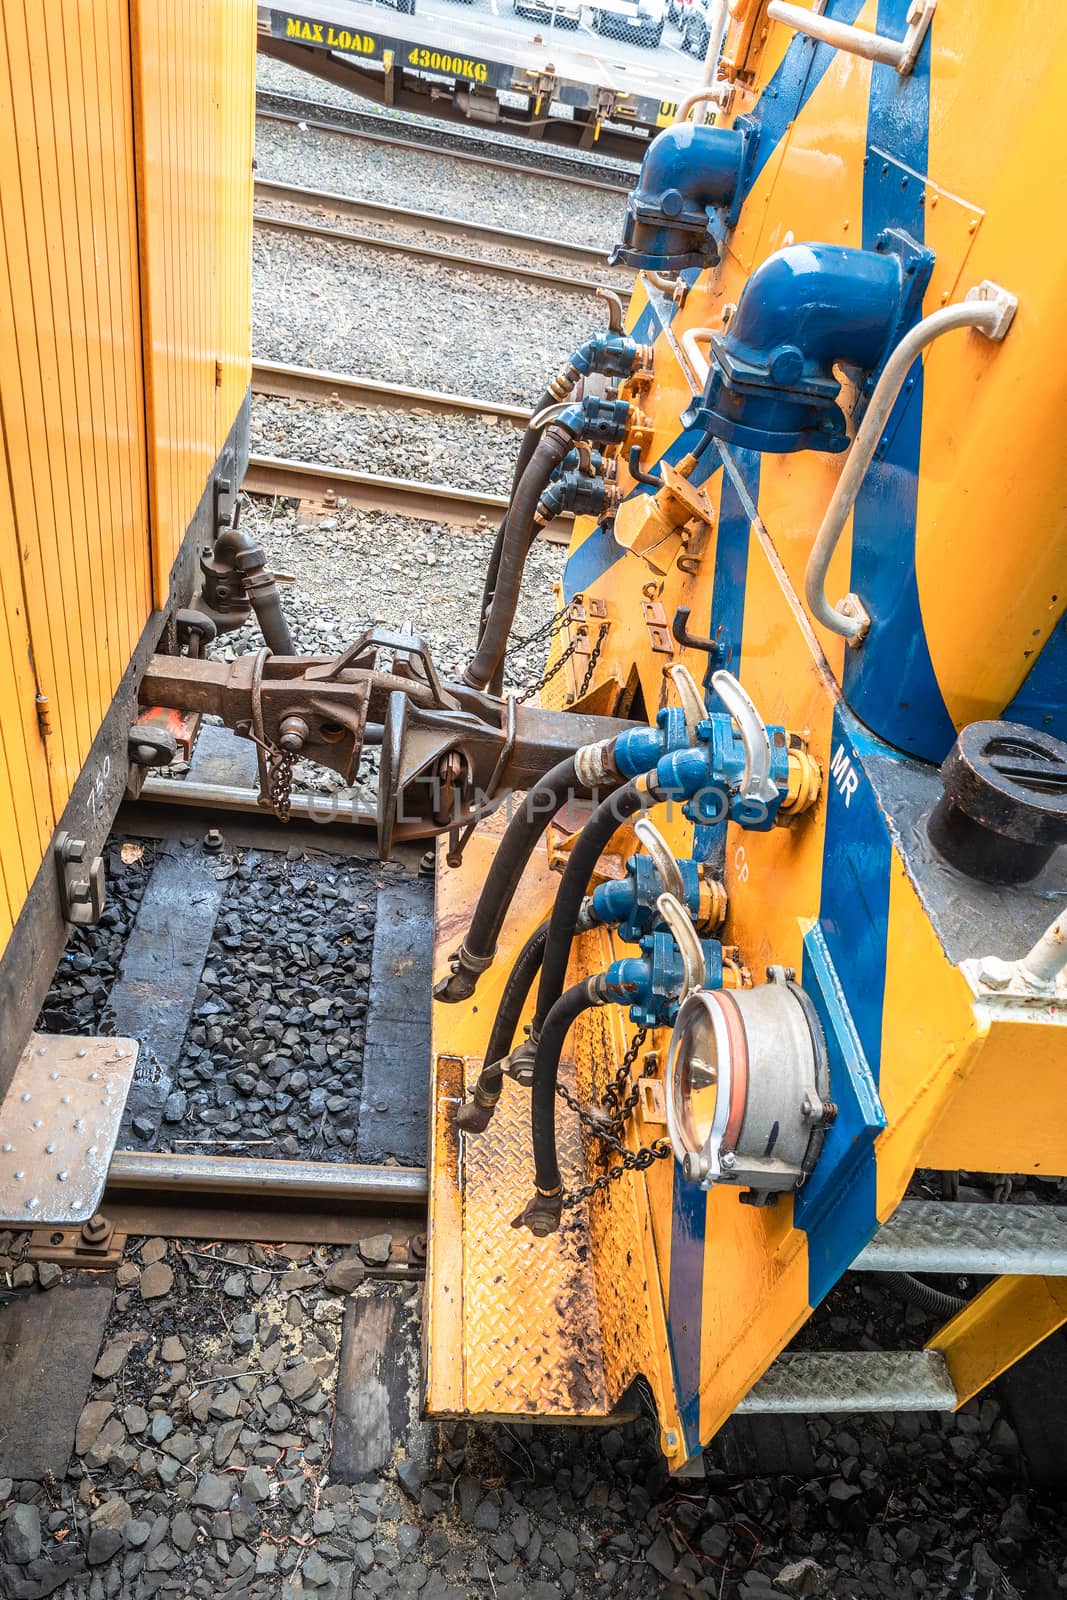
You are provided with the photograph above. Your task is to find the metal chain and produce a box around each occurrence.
[510,599,573,658]
[556,1025,672,1207]
[575,622,609,701]
[267,747,296,822]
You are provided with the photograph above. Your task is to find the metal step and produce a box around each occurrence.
[0,1032,139,1225]
[737,1350,958,1414]
[854,1200,1067,1276]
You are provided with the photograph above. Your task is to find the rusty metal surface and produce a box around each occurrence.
[0,1033,139,1225]
[427,826,615,1420]
[462,1064,610,1417]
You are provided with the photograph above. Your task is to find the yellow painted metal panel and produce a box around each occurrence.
[132,0,254,603]
[928,1276,1067,1409]
[0,0,150,819]
[0,465,53,929]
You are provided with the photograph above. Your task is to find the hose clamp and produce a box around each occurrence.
[574,738,620,789]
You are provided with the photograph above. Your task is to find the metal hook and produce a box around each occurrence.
[628,445,661,488]
[672,608,727,664]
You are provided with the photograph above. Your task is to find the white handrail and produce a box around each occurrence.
[766,0,936,75]
[804,282,1017,643]
[680,326,716,386]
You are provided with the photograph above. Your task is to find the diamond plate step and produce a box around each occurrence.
[854,1201,1067,1276]
[736,1350,958,1413]
[0,1032,139,1224]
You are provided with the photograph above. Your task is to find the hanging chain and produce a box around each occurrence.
[510,596,610,707]
[556,1024,671,1207]
[575,622,609,702]
[265,746,296,823]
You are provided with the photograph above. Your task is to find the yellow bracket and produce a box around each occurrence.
[926,1275,1067,1408]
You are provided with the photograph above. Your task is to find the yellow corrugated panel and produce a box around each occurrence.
[0,0,151,821]
[0,468,53,940]
[132,0,254,603]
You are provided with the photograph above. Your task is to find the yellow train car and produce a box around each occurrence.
[419,0,1067,1464]
[0,0,255,1089]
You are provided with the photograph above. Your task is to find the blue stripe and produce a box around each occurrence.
[840,0,955,762]
[665,1167,708,1453]
[1003,604,1067,742]
[794,707,889,1303]
[693,445,761,869]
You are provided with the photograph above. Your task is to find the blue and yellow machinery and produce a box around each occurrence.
[0,0,254,1088]
[422,0,1067,1464]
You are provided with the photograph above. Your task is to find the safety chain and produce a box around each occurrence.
[575,622,609,702]
[556,1025,671,1207]
[265,746,296,823]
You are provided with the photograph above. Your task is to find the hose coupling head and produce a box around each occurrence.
[454,1074,503,1135]
[432,942,496,1003]
[506,1032,539,1087]
[574,737,621,789]
[511,1186,563,1237]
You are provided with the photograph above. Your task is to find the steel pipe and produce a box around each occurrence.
[107,1149,427,1204]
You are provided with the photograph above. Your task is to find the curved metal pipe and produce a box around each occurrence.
[804,290,1017,641]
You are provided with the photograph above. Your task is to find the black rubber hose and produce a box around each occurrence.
[484,920,549,1070]
[477,390,558,648]
[464,424,573,692]
[882,1272,967,1320]
[533,779,648,1035]
[454,921,550,1134]
[531,976,605,1194]
[434,754,612,1002]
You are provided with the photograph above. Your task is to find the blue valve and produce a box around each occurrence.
[655,714,791,831]
[557,395,632,446]
[602,933,723,1028]
[592,854,707,944]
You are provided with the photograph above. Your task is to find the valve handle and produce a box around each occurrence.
[710,670,779,805]
[633,818,685,902]
[666,663,707,746]
[656,892,706,998]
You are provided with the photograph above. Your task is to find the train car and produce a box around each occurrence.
[413,0,1067,1463]
[0,0,255,1090]
[4,0,1067,1472]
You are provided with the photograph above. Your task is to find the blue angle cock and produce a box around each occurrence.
[682,233,934,452]
[610,118,758,273]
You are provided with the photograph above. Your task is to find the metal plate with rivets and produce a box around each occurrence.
[0,1032,139,1224]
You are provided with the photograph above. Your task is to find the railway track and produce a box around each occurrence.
[243,450,571,539]
[254,178,612,270]
[253,200,626,296]
[256,94,637,191]
[251,357,533,422]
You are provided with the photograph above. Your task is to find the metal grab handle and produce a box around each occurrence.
[804,283,1017,643]
[656,892,706,998]
[766,0,936,75]
[710,670,778,804]
[634,818,685,902]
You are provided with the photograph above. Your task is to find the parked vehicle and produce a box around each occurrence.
[513,0,582,25]
[682,0,711,54]
[589,0,665,48]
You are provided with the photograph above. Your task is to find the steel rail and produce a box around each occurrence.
[243,451,572,542]
[253,210,628,298]
[254,177,611,268]
[255,103,635,193]
[251,359,533,423]
[107,1148,427,1204]
[137,774,380,828]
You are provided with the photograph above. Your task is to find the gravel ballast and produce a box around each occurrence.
[253,225,610,405]
[249,393,523,494]
[254,116,626,251]
[0,1236,1063,1600]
